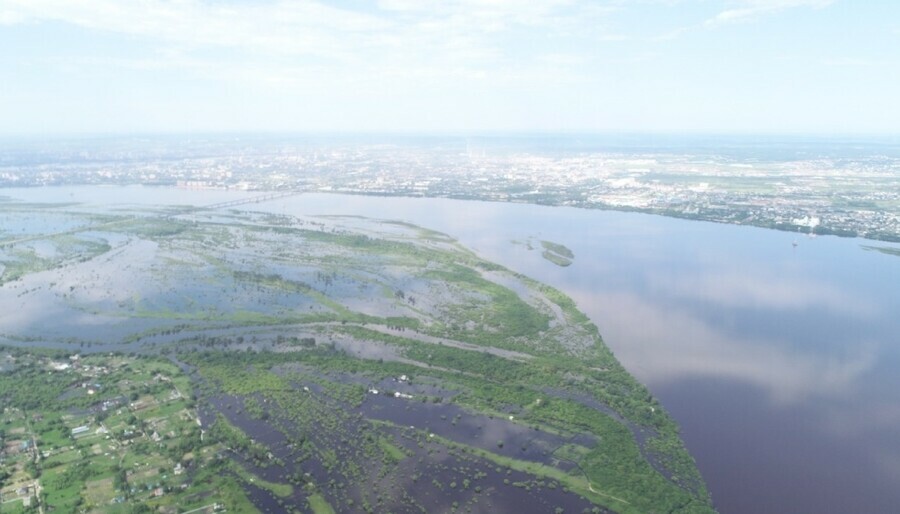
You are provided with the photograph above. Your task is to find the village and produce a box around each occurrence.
[0,350,241,514]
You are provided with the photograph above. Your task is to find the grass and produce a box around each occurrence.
[422,264,552,346]
[0,233,113,284]
[146,400,187,418]
[42,448,83,468]
[186,471,261,514]
[307,492,337,514]
[540,240,574,266]
[378,437,407,462]
[540,240,574,259]
[426,433,634,513]
[82,476,116,506]
[228,460,294,498]
[553,443,592,462]
[0,501,29,514]
[42,473,83,513]
[541,250,572,267]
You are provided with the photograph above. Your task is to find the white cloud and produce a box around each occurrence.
[705,0,834,27]
[0,0,590,54]
[0,0,623,88]
[0,7,25,24]
[536,52,586,67]
[651,25,692,41]
[646,0,834,40]
[0,0,391,61]
[821,57,888,67]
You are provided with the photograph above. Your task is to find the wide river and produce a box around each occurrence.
[5,185,900,513]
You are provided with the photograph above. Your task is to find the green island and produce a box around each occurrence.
[540,241,575,267]
[0,200,714,513]
[862,245,900,258]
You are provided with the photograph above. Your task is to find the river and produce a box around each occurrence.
[4,185,900,513]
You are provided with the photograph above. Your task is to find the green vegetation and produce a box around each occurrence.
[0,205,713,513]
[228,459,294,498]
[0,236,111,285]
[377,437,408,462]
[541,240,574,267]
[177,340,709,513]
[862,245,900,258]
[0,348,256,514]
[422,264,552,349]
[541,240,574,259]
[307,492,337,514]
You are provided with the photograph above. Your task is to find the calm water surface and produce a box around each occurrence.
[6,186,900,513]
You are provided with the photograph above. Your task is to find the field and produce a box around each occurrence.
[0,350,258,514]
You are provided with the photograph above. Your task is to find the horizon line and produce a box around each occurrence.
[2,129,900,141]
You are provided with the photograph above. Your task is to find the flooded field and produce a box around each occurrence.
[199,390,599,514]
[0,190,714,513]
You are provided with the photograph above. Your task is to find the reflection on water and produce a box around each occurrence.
[568,290,878,406]
[270,192,900,514]
[5,186,900,513]
[646,268,877,316]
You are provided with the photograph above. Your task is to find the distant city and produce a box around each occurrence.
[2,135,899,242]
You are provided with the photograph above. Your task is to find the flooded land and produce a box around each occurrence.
[0,197,713,513]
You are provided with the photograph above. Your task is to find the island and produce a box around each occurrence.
[0,199,714,514]
[540,241,575,267]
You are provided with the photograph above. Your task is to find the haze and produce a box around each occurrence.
[1,0,899,135]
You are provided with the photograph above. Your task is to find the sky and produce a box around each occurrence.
[0,0,898,135]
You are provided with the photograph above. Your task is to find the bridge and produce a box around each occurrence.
[190,190,301,212]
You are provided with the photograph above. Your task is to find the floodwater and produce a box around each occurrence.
[359,390,588,469]
[4,185,900,513]
[201,393,596,513]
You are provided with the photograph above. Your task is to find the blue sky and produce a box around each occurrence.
[0,0,898,135]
